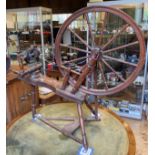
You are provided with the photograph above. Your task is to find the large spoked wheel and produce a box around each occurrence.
[55,6,145,96]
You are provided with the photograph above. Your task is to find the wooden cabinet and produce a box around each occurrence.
[6,69,38,125]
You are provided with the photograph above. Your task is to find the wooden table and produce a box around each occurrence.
[6,102,135,155]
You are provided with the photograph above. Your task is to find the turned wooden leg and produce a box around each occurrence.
[94,96,99,120]
[32,86,37,119]
[77,103,88,150]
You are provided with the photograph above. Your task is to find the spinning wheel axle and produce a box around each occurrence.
[71,53,99,94]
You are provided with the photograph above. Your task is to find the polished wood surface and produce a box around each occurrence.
[39,70,63,104]
[6,80,39,124]
[102,107,136,155]
[6,64,29,83]
[124,117,147,155]
[6,65,39,125]
[6,65,63,125]
[46,70,62,80]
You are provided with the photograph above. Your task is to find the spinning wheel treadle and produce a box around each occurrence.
[12,6,145,155]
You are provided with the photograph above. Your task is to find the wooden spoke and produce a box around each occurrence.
[102,55,137,67]
[101,24,129,50]
[98,61,108,90]
[84,13,95,46]
[54,6,145,96]
[62,56,89,65]
[60,44,91,54]
[98,12,108,46]
[101,41,139,54]
[101,59,126,82]
[68,28,92,50]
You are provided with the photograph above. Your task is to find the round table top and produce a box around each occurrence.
[7,102,135,155]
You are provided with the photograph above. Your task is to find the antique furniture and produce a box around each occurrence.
[6,7,54,74]
[8,6,145,155]
[6,65,39,125]
[88,0,148,120]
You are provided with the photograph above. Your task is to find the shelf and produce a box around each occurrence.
[107,103,142,119]
[115,111,141,119]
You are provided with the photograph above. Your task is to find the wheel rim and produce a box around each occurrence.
[55,6,145,96]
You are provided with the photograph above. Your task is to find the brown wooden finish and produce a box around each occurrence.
[46,70,62,80]
[85,101,96,116]
[101,24,129,50]
[60,65,80,75]
[60,44,91,54]
[62,56,89,65]
[39,117,82,144]
[68,28,92,50]
[101,58,126,82]
[98,61,108,90]
[6,78,39,124]
[93,67,99,120]
[84,13,95,46]
[102,55,138,67]
[61,68,71,89]
[101,41,139,54]
[77,103,88,150]
[99,106,136,155]
[55,6,145,96]
[6,65,39,125]
[71,53,98,94]
[6,6,145,153]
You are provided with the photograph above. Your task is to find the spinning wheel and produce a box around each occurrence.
[12,6,145,155]
[55,6,145,96]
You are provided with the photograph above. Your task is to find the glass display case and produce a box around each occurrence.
[86,0,148,119]
[6,7,54,74]
[88,0,148,30]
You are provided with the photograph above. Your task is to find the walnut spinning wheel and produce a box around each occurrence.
[55,6,145,96]
[13,6,146,155]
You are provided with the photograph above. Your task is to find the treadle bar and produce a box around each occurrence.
[41,116,100,122]
[39,117,99,122]
[38,116,82,144]
[35,113,100,136]
[45,116,75,121]
[62,119,80,134]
